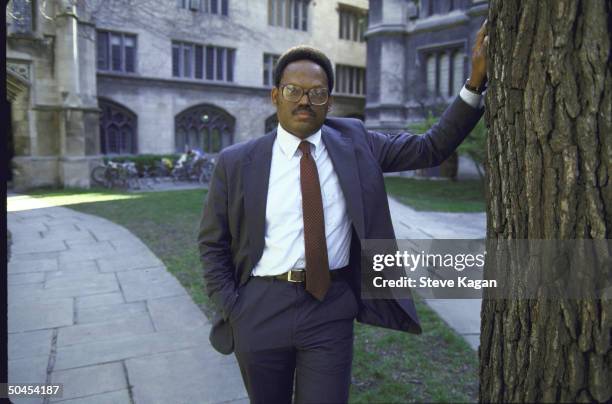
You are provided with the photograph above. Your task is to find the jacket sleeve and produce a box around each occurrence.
[198,152,238,320]
[367,95,484,173]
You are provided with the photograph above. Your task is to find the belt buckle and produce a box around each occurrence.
[287,270,303,283]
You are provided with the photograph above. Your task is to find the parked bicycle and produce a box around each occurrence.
[171,150,216,184]
[196,155,216,184]
[142,158,173,184]
[91,160,142,190]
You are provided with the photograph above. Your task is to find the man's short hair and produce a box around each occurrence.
[273,45,334,93]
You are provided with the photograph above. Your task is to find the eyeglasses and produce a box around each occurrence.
[279,84,329,106]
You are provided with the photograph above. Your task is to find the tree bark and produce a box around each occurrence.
[480,0,611,402]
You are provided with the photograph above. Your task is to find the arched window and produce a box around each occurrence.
[99,98,137,154]
[175,104,235,153]
[265,113,278,133]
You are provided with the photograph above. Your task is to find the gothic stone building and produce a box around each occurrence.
[365,0,487,131]
[6,0,368,189]
[7,0,101,189]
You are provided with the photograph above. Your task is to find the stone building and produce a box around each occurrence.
[6,0,369,189]
[7,0,101,189]
[365,0,487,131]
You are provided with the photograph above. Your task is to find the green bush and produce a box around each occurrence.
[457,118,487,179]
[103,154,180,176]
[407,110,439,133]
[407,112,458,179]
[408,113,487,180]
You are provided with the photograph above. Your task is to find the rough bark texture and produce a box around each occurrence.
[480,0,611,402]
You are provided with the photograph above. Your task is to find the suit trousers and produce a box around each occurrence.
[228,275,360,404]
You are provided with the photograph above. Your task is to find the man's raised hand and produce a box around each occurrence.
[469,19,489,88]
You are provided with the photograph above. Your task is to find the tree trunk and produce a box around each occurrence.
[480,0,611,402]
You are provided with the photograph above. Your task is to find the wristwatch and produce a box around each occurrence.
[465,78,487,94]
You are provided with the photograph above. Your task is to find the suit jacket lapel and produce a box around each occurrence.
[242,126,366,269]
[242,131,276,268]
[322,125,366,240]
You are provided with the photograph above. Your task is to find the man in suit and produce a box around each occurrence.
[199,22,488,404]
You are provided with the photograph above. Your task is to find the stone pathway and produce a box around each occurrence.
[7,195,247,404]
[129,179,207,193]
[387,196,486,350]
[6,189,485,404]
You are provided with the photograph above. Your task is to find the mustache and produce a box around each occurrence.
[293,107,315,116]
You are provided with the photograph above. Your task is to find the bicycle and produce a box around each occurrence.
[91,161,141,190]
[197,155,216,184]
[171,150,213,183]
[141,159,172,186]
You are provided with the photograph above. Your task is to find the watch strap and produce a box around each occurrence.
[465,78,486,94]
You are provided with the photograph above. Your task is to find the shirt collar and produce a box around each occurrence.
[276,123,322,160]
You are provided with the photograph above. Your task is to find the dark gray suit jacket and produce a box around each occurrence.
[198,95,484,354]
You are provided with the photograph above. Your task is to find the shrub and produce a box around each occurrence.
[408,113,487,180]
[407,110,439,133]
[102,154,180,176]
[457,118,487,179]
[407,112,458,180]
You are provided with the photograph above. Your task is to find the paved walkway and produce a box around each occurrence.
[6,191,484,404]
[387,196,486,350]
[129,179,207,193]
[7,195,247,404]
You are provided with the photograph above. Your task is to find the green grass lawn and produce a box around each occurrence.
[384,177,485,212]
[351,299,478,403]
[25,187,478,403]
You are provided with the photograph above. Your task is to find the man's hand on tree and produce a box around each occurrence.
[469,19,489,89]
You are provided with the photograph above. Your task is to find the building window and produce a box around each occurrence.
[172,41,235,82]
[425,49,465,98]
[338,6,367,42]
[178,0,229,15]
[425,0,434,16]
[97,31,137,73]
[99,99,137,154]
[426,54,437,95]
[268,0,309,31]
[263,54,280,86]
[175,104,235,153]
[335,64,366,95]
[439,53,450,97]
[452,50,466,95]
[8,0,35,34]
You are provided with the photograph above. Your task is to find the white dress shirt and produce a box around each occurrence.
[251,124,352,276]
[459,86,485,109]
[251,88,482,276]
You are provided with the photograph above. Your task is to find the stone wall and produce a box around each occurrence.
[90,0,369,153]
[7,0,369,188]
[365,0,488,130]
[88,0,368,86]
[7,0,102,190]
[97,75,367,153]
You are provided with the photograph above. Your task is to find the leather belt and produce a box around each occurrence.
[263,265,350,283]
